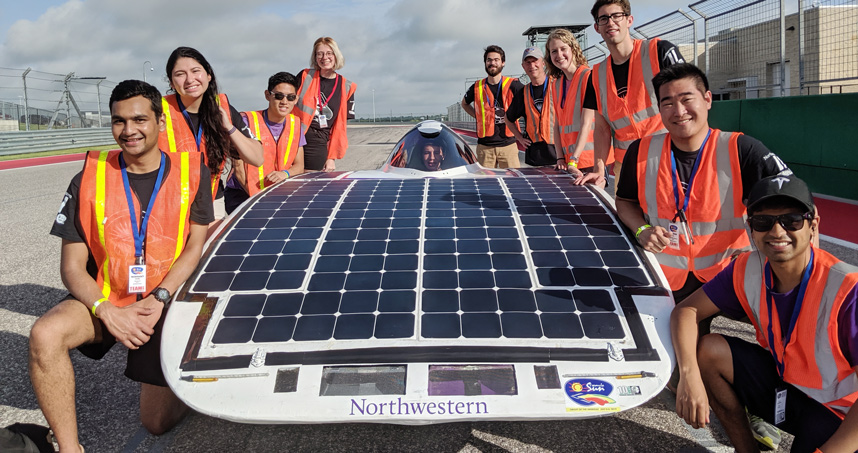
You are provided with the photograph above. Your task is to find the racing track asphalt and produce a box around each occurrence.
[2,124,856,452]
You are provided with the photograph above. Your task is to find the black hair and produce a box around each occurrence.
[165,46,230,177]
[652,63,709,104]
[591,0,631,22]
[267,72,299,92]
[109,80,162,117]
[484,45,506,63]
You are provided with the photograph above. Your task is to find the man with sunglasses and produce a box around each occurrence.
[576,0,685,191]
[225,72,306,214]
[671,174,858,453]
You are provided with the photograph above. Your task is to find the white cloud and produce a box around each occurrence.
[0,0,692,117]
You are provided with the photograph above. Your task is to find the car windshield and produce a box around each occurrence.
[386,122,475,171]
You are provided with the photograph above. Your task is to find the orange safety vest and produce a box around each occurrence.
[592,39,666,164]
[158,92,230,199]
[553,66,605,169]
[636,129,750,290]
[241,110,303,196]
[77,150,201,307]
[522,76,556,144]
[474,77,515,139]
[733,249,858,419]
[292,69,357,160]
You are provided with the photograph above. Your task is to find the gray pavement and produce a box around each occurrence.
[1,124,855,452]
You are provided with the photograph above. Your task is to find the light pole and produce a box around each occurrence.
[143,60,153,83]
[372,89,376,123]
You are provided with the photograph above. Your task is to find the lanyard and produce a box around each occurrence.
[175,96,203,151]
[763,248,814,377]
[119,152,166,261]
[530,81,548,112]
[317,74,340,110]
[486,78,503,107]
[670,129,712,225]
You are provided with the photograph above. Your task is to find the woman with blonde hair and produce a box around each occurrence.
[545,29,602,182]
[292,37,357,171]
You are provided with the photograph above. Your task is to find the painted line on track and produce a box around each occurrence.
[0,153,86,171]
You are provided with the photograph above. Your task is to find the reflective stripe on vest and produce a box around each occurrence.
[523,77,555,144]
[637,130,750,290]
[475,77,514,139]
[734,250,858,418]
[593,39,666,163]
[78,150,200,306]
[158,93,228,199]
[241,111,302,196]
[553,66,601,168]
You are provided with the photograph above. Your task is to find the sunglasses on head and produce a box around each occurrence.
[270,91,297,101]
[747,212,813,232]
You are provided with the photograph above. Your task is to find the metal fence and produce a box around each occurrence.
[0,67,118,131]
[578,0,858,99]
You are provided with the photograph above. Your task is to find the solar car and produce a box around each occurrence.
[162,121,676,424]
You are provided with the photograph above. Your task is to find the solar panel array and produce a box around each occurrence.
[189,175,652,346]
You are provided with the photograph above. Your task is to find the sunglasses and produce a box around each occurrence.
[270,91,297,101]
[747,212,813,232]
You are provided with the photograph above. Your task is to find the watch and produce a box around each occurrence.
[151,287,171,304]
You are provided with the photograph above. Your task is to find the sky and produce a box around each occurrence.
[0,0,696,118]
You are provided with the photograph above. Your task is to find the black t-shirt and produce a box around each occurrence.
[583,39,684,110]
[615,133,792,202]
[299,69,356,132]
[51,155,215,248]
[464,78,524,147]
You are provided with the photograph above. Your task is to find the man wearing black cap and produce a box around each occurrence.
[671,175,858,453]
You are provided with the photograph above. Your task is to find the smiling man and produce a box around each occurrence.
[225,72,307,214]
[671,175,858,453]
[30,80,213,452]
[461,45,524,168]
[504,46,558,167]
[615,63,791,303]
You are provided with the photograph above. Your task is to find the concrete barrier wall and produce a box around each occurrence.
[709,93,858,200]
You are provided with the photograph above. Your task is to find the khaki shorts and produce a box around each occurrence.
[476,143,520,168]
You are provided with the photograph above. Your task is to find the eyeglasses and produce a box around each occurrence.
[596,12,629,26]
[270,91,297,101]
[315,51,335,58]
[747,212,813,232]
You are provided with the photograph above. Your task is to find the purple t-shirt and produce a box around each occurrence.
[703,259,858,367]
[227,111,308,189]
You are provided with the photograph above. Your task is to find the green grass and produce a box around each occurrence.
[0,144,117,162]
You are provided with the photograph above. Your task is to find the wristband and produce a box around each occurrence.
[282,169,291,178]
[567,161,578,169]
[91,298,109,318]
[228,126,237,135]
[635,224,653,239]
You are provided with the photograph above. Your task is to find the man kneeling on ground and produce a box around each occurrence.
[29,80,213,452]
[671,175,858,453]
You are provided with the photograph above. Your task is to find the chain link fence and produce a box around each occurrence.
[0,67,118,131]
[579,0,857,99]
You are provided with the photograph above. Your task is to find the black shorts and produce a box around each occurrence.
[224,186,249,215]
[76,297,168,387]
[726,336,842,452]
[303,127,330,171]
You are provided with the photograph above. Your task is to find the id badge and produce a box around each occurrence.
[774,387,787,425]
[128,264,147,294]
[667,222,681,250]
[317,114,329,128]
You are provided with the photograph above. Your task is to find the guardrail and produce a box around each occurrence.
[0,128,116,156]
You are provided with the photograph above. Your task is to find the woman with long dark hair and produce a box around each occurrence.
[292,37,357,172]
[159,46,262,216]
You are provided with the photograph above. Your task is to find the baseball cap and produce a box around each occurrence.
[522,47,544,62]
[746,174,814,214]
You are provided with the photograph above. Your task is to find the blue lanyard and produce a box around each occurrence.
[763,248,814,377]
[175,96,203,151]
[119,152,166,260]
[670,129,712,222]
[530,80,548,112]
